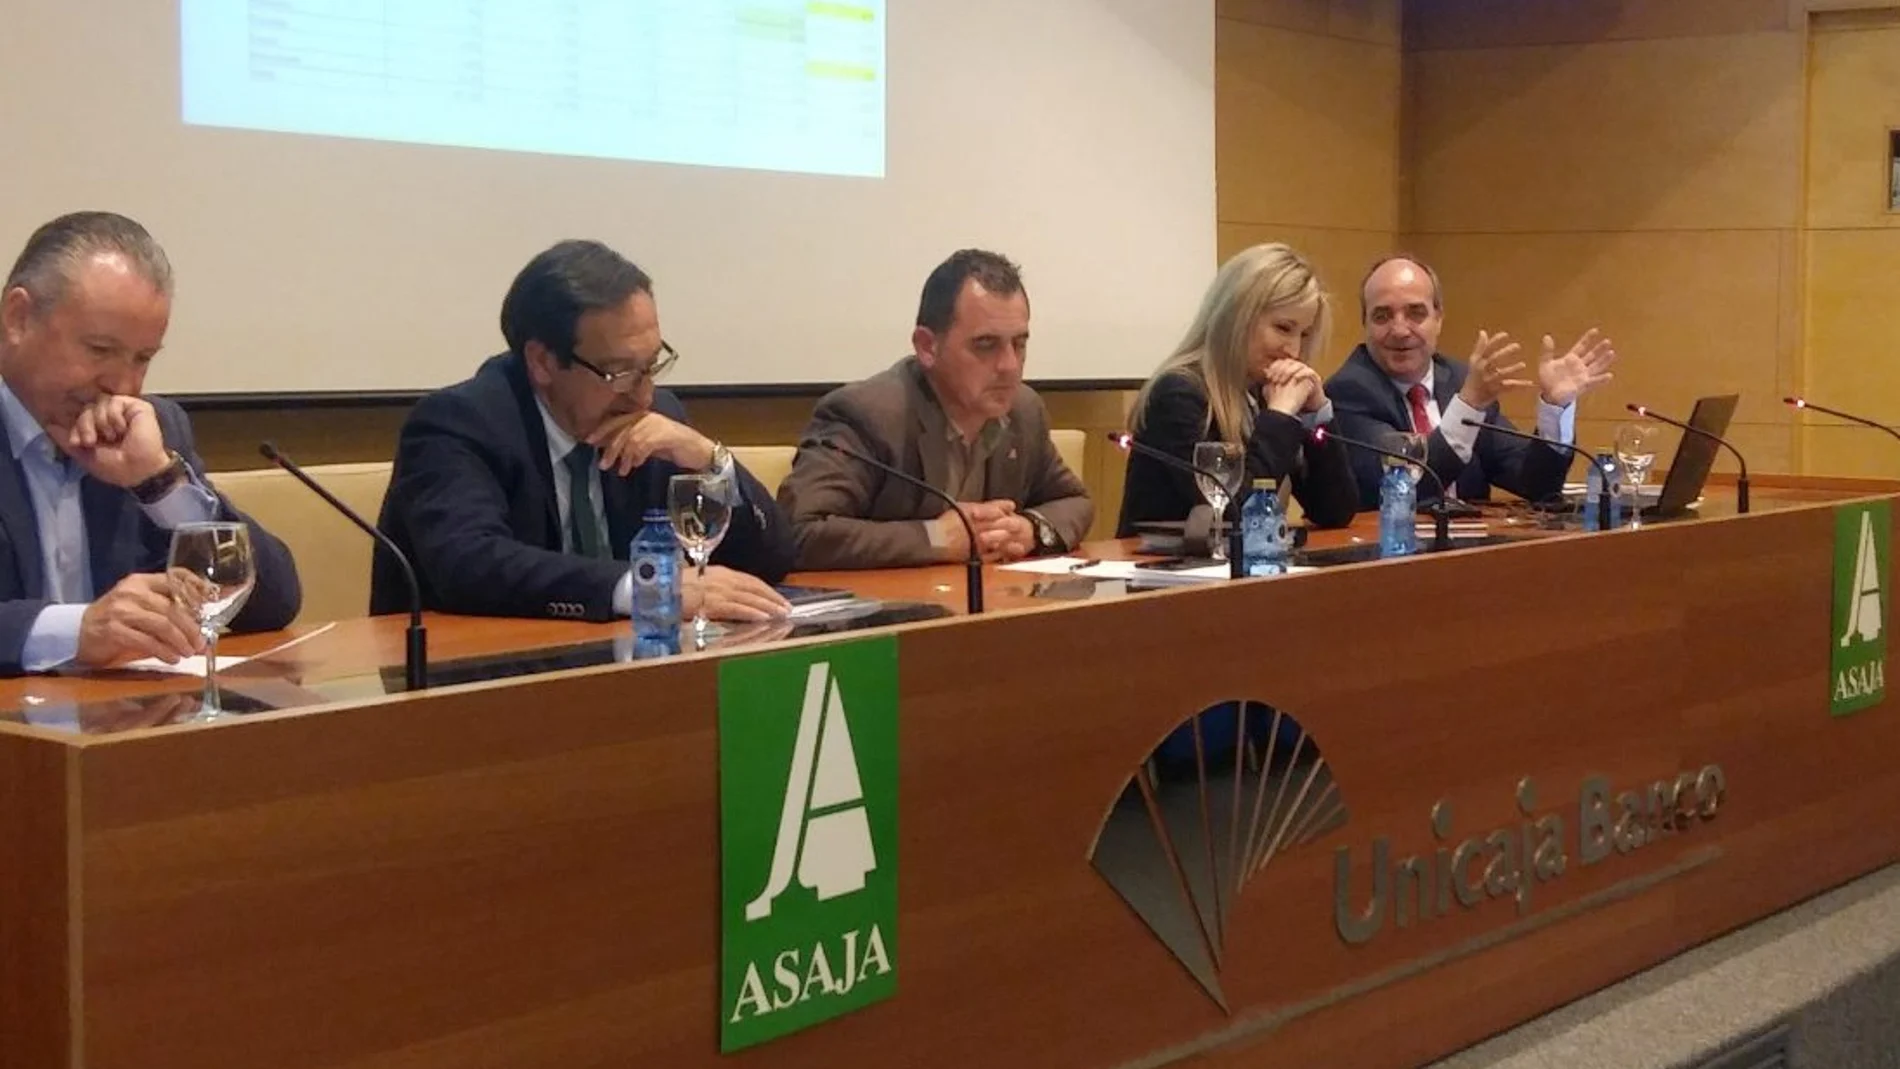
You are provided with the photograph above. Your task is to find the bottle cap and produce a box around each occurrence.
[1252,478,1272,490]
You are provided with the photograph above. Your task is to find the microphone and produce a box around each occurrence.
[1784,397,1900,445]
[1309,427,1452,552]
[1628,403,1750,514]
[1457,417,1616,531]
[1106,431,1254,565]
[258,442,428,690]
[814,438,983,614]
[1104,431,1240,494]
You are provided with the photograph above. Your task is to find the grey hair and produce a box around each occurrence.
[4,211,174,310]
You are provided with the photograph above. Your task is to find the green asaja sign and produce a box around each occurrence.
[1833,500,1889,717]
[719,636,899,1052]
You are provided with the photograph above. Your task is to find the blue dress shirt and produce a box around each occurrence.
[0,383,218,670]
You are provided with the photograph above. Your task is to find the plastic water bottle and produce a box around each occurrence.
[1583,452,1624,532]
[1379,461,1418,558]
[1238,478,1288,577]
[630,508,681,656]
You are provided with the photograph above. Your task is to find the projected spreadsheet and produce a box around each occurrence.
[182,0,885,177]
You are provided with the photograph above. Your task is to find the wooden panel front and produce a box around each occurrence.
[47,492,1900,1068]
[0,729,73,1069]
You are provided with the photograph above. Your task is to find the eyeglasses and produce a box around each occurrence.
[568,341,679,393]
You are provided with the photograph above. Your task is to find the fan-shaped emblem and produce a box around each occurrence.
[1086,700,1348,1010]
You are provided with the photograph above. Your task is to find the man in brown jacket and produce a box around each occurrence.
[778,249,1092,570]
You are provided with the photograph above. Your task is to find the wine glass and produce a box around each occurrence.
[668,472,733,646]
[1615,421,1662,527]
[166,522,256,719]
[1192,442,1245,560]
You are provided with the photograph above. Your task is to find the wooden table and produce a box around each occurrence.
[3,476,1897,1069]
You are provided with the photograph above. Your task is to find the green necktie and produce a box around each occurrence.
[563,445,608,559]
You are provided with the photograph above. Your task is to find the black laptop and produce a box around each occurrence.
[1640,393,1740,519]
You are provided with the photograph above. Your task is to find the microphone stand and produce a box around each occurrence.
[1784,397,1900,446]
[816,439,983,614]
[1106,432,1253,568]
[1310,428,1453,552]
[1458,418,1614,532]
[1629,403,1750,514]
[260,442,428,690]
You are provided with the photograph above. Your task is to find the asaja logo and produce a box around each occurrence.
[1833,501,1890,716]
[719,637,898,1052]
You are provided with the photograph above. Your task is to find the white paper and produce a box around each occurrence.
[786,598,865,620]
[115,621,338,677]
[999,556,1100,575]
[116,653,248,677]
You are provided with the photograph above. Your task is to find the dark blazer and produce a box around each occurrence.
[1116,371,1359,536]
[371,352,793,620]
[778,357,1093,570]
[1325,345,1569,510]
[0,396,301,675]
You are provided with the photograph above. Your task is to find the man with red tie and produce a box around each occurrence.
[1325,256,1617,511]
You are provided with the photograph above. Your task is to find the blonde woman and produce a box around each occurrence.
[1116,243,1359,536]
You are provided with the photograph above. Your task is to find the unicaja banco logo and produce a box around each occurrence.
[1086,700,1349,1010]
[719,638,898,1052]
[1833,501,1890,716]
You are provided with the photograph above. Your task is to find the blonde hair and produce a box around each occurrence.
[1131,243,1331,446]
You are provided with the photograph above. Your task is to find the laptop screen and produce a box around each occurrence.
[1651,394,1740,516]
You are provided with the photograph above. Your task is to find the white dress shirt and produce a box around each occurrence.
[535,400,733,617]
[1398,367,1576,463]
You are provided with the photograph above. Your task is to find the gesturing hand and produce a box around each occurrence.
[1456,331,1532,409]
[1537,328,1617,407]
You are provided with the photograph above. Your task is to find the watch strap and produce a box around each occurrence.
[131,450,188,505]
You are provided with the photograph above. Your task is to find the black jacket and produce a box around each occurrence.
[1325,345,1570,510]
[1116,371,1359,536]
[371,352,793,620]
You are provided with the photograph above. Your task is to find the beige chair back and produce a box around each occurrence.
[730,445,797,497]
[212,462,393,624]
[1050,428,1087,481]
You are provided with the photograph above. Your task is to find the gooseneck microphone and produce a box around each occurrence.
[1106,431,1256,564]
[1310,427,1452,552]
[1458,418,1615,532]
[1784,397,1900,446]
[258,442,428,690]
[815,438,983,614]
[1629,403,1750,514]
[1104,431,1240,495]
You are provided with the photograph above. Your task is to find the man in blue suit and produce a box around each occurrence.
[372,239,793,622]
[1325,256,1618,509]
[0,212,300,675]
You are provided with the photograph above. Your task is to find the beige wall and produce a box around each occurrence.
[1802,8,1900,475]
[1401,1,1806,474]
[1217,0,1403,377]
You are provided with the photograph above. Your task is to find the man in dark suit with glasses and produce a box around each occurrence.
[372,239,793,622]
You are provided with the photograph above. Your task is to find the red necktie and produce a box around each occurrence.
[1407,383,1433,436]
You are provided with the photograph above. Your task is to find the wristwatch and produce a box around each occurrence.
[131,450,189,504]
[1028,510,1061,554]
[708,440,733,475]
